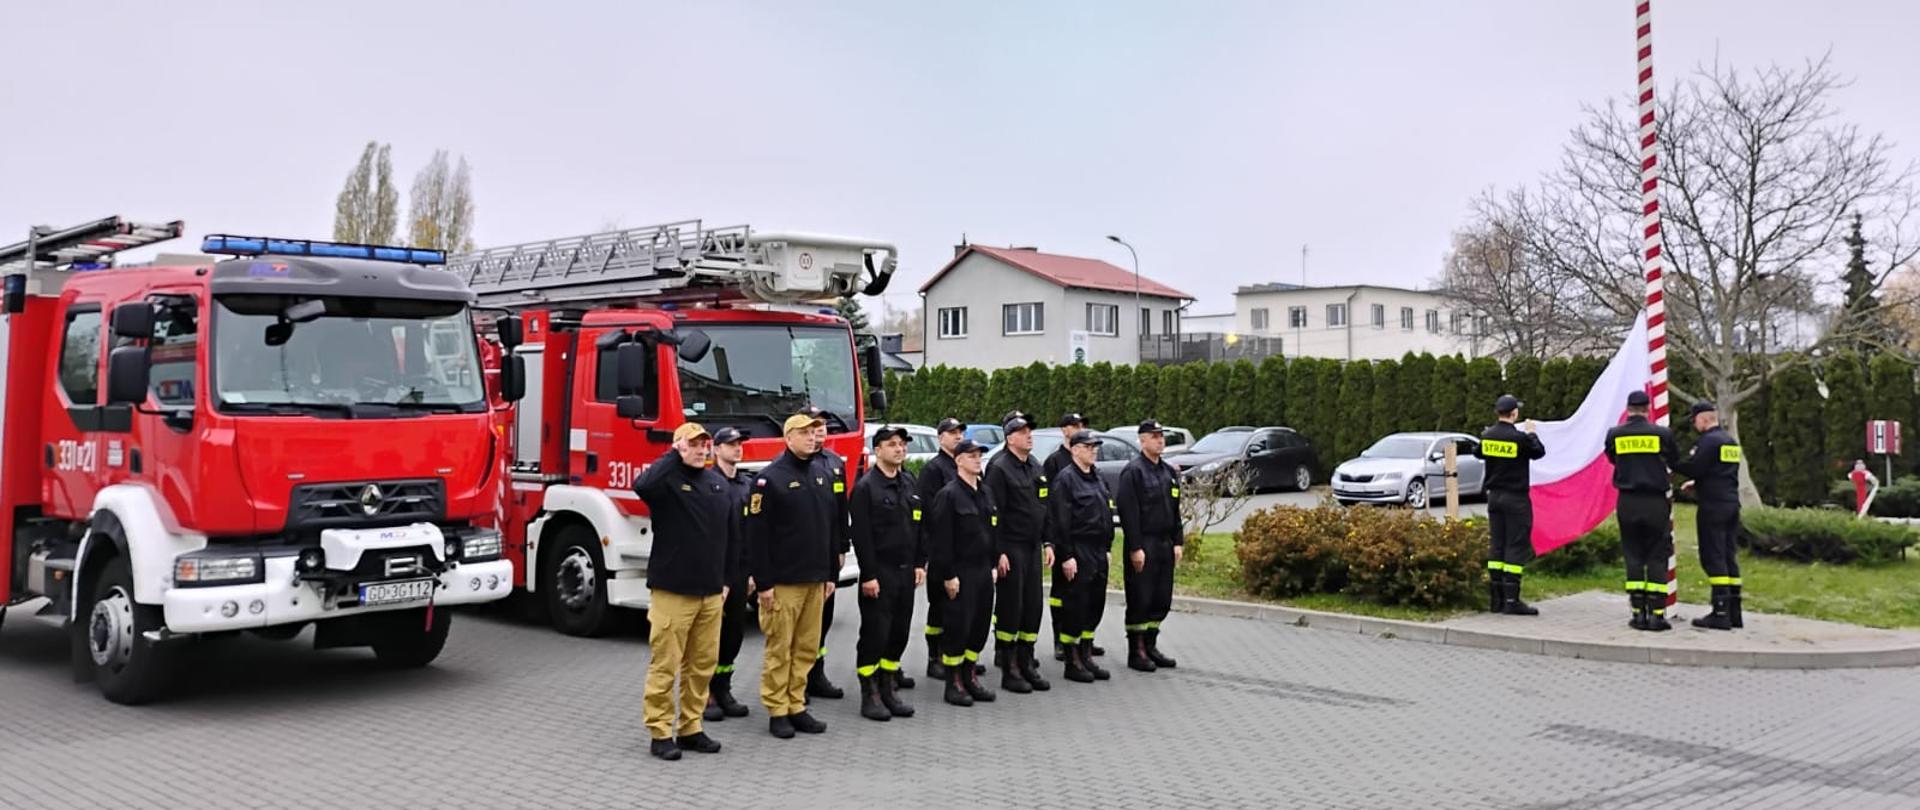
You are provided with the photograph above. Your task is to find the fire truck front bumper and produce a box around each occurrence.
[162,527,514,634]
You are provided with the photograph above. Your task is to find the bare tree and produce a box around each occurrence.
[332,141,399,244]
[1180,463,1258,561]
[1520,57,1920,506]
[408,150,476,253]
[1439,191,1613,358]
[880,306,924,352]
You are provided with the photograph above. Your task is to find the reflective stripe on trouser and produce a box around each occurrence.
[1052,546,1108,645]
[1696,503,1742,583]
[856,567,915,678]
[1486,489,1535,573]
[817,590,836,661]
[924,569,946,648]
[1618,492,1672,605]
[1123,533,1176,631]
[716,575,750,670]
[758,582,825,717]
[643,589,724,740]
[936,564,994,667]
[994,544,1044,649]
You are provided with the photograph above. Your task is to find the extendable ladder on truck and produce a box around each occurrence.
[444,219,898,308]
[0,217,187,310]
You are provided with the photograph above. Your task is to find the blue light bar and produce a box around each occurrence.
[200,234,446,265]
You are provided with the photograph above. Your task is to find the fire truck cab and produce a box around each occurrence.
[449,221,895,637]
[0,220,523,704]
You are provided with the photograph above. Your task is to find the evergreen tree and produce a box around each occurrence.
[1368,358,1400,443]
[1823,351,1870,476]
[1431,355,1468,432]
[1463,356,1505,430]
[1337,362,1376,464]
[1503,355,1541,416]
[1226,360,1259,428]
[1087,362,1117,427]
[1769,362,1826,506]
[960,368,991,421]
[1158,364,1186,432]
[1398,353,1436,431]
[1536,357,1571,421]
[1194,363,1226,433]
[1256,356,1288,427]
[835,296,871,334]
[1024,362,1053,422]
[1131,363,1161,422]
[1313,361,1344,466]
[1869,354,1915,471]
[1110,364,1136,424]
[1735,357,1776,502]
[1287,358,1321,452]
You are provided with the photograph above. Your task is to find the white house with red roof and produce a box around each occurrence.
[917,244,1194,370]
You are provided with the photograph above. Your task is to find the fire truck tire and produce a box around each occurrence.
[84,555,176,705]
[371,609,450,668]
[543,524,613,638]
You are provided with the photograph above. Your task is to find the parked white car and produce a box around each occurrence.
[862,422,941,465]
[1103,424,1194,455]
[1331,432,1485,507]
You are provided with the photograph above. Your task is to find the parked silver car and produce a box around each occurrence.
[1331,432,1485,506]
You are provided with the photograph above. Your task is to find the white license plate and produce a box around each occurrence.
[360,579,435,606]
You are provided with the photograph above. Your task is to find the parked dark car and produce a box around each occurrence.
[1165,426,1319,494]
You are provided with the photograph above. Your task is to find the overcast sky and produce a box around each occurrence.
[5,1,1918,320]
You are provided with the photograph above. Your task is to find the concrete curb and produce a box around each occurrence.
[1130,592,1920,670]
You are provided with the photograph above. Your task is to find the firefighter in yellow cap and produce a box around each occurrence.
[746,412,842,738]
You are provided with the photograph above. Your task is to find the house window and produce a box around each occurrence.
[1288,306,1307,329]
[1140,307,1151,337]
[1251,307,1270,332]
[1477,316,1492,337]
[1451,312,1467,334]
[1326,303,1347,328]
[1163,309,1177,336]
[1371,304,1385,329]
[937,307,968,339]
[1003,302,1045,336]
[1087,303,1119,336]
[1400,306,1415,331]
[1426,309,1441,333]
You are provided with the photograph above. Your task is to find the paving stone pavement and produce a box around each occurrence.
[2,592,1917,809]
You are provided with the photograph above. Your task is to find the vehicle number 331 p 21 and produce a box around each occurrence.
[55,440,98,473]
[606,460,637,490]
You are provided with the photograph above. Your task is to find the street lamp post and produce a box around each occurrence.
[1107,235,1140,359]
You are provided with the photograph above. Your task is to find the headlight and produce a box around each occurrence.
[1199,461,1223,473]
[1378,472,1403,482]
[458,530,503,562]
[174,555,261,586]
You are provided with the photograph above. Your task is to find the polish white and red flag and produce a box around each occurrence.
[1527,312,1653,554]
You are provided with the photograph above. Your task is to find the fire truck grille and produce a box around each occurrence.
[288,479,445,530]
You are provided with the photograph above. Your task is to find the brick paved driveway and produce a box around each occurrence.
[2,595,1915,809]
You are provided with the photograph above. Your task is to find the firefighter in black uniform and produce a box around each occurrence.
[803,406,848,702]
[1044,412,1104,663]
[1604,390,1680,632]
[705,426,754,722]
[1678,401,1743,630]
[1049,430,1114,683]
[985,413,1052,694]
[925,439,999,706]
[1476,395,1547,616]
[918,417,964,680]
[1117,419,1183,673]
[850,426,922,721]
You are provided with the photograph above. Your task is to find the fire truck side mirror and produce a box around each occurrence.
[106,346,151,406]
[497,314,524,349]
[869,388,889,416]
[860,341,884,392]
[111,301,155,339]
[615,342,650,420]
[499,355,526,403]
[675,330,712,364]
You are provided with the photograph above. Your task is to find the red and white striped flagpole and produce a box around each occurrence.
[1633,0,1679,609]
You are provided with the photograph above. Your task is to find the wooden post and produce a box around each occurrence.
[1443,442,1460,520]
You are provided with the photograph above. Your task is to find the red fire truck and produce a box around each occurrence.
[446,220,895,637]
[0,218,523,703]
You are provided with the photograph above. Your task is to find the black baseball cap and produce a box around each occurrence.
[936,417,965,434]
[954,439,988,455]
[1058,412,1086,428]
[1137,419,1165,435]
[1003,414,1032,434]
[871,425,911,447]
[1069,429,1103,447]
[1495,394,1522,414]
[713,426,745,445]
[1626,390,1651,407]
[1688,401,1718,417]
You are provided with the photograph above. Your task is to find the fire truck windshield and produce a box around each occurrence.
[211,294,486,415]
[676,324,858,435]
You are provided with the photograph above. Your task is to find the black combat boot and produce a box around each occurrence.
[963,657,997,702]
[944,662,974,707]
[1019,642,1052,691]
[858,674,891,722]
[878,669,915,717]
[806,659,844,700]
[1728,584,1743,628]
[1628,590,1647,631]
[1489,568,1505,612]
[711,671,748,718]
[1081,639,1111,680]
[1502,575,1539,616]
[1691,586,1732,630]
[1145,629,1177,668]
[999,648,1032,694]
[1127,631,1157,673]
[1644,595,1672,632]
[1062,640,1096,683]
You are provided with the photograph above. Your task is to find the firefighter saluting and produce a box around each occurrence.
[1476,395,1546,616]
[1604,390,1680,632]
[1678,401,1743,630]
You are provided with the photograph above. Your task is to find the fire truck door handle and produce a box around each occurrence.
[44,444,53,468]
[585,452,599,474]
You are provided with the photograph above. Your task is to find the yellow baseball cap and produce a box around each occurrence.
[673,422,712,443]
[783,413,824,434]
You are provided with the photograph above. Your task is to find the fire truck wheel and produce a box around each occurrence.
[544,524,613,638]
[85,556,176,705]
[371,609,450,669]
